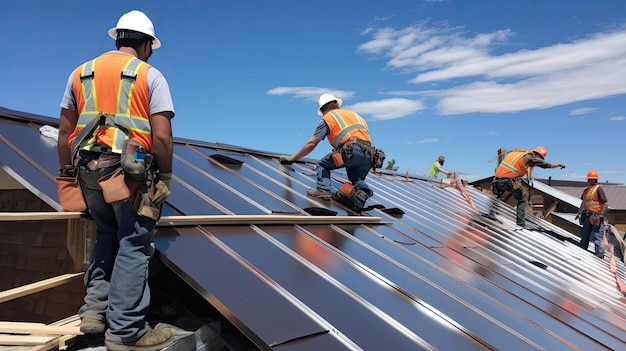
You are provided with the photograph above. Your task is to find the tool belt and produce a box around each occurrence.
[492,177,523,197]
[335,139,384,170]
[75,150,121,171]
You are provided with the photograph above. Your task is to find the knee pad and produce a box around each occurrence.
[350,189,369,211]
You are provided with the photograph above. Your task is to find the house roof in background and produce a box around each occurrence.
[557,185,626,211]
[2,107,626,350]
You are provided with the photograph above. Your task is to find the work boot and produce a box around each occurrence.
[307,188,331,200]
[105,327,175,351]
[79,317,105,334]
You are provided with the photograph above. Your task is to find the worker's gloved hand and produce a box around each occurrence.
[279,154,297,165]
[556,163,566,169]
[152,172,172,207]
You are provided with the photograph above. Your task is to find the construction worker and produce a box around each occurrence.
[429,155,452,178]
[57,10,175,350]
[577,170,609,258]
[279,93,376,211]
[492,146,565,227]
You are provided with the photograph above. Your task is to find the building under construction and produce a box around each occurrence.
[1,106,626,350]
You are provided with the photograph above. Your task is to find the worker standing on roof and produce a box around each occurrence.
[577,170,609,259]
[279,93,380,211]
[429,155,453,178]
[492,146,565,227]
[57,10,175,350]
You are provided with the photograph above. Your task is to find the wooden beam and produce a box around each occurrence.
[0,322,81,335]
[0,334,57,346]
[544,200,559,218]
[157,214,384,226]
[0,273,83,304]
[0,212,82,221]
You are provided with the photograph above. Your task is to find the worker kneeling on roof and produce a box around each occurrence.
[280,93,384,211]
[492,146,565,227]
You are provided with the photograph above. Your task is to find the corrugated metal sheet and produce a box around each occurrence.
[2,108,626,350]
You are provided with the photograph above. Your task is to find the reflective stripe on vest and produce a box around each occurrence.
[323,110,371,149]
[495,151,530,178]
[69,53,152,154]
[583,185,602,212]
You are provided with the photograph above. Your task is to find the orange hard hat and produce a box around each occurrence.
[533,146,547,159]
[587,170,599,179]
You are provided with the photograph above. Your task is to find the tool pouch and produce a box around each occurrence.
[98,167,131,204]
[56,174,87,212]
[121,139,148,182]
[137,192,161,221]
[371,148,385,170]
[512,179,522,190]
[589,212,602,226]
[338,183,355,197]
[331,151,344,167]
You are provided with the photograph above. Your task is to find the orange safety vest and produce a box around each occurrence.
[582,185,602,212]
[68,52,153,154]
[322,109,371,149]
[495,150,531,178]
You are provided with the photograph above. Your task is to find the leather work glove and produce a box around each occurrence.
[152,172,172,207]
[279,154,297,165]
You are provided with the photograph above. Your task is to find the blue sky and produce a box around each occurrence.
[2,1,625,184]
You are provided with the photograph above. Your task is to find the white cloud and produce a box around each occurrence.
[267,87,355,103]
[344,98,425,120]
[417,138,439,144]
[358,22,626,115]
[569,107,599,115]
[489,131,499,135]
[610,116,626,121]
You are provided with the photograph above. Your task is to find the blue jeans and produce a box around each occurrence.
[316,144,373,197]
[78,165,155,344]
[579,212,604,254]
[494,179,526,226]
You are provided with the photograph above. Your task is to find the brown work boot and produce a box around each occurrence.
[79,317,105,334]
[105,327,175,351]
[307,188,331,200]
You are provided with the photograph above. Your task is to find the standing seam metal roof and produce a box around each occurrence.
[1,107,626,350]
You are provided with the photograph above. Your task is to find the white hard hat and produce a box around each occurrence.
[108,10,161,49]
[317,93,342,116]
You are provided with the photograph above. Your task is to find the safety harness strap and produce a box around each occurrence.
[76,56,150,153]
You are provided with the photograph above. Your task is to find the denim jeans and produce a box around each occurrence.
[316,144,373,197]
[579,212,604,254]
[494,179,526,226]
[78,165,155,343]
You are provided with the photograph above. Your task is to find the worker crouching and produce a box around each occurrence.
[280,93,383,212]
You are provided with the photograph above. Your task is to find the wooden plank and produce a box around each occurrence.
[0,334,56,345]
[47,315,80,327]
[30,316,81,351]
[157,214,383,226]
[0,212,82,221]
[0,273,83,303]
[0,322,81,335]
